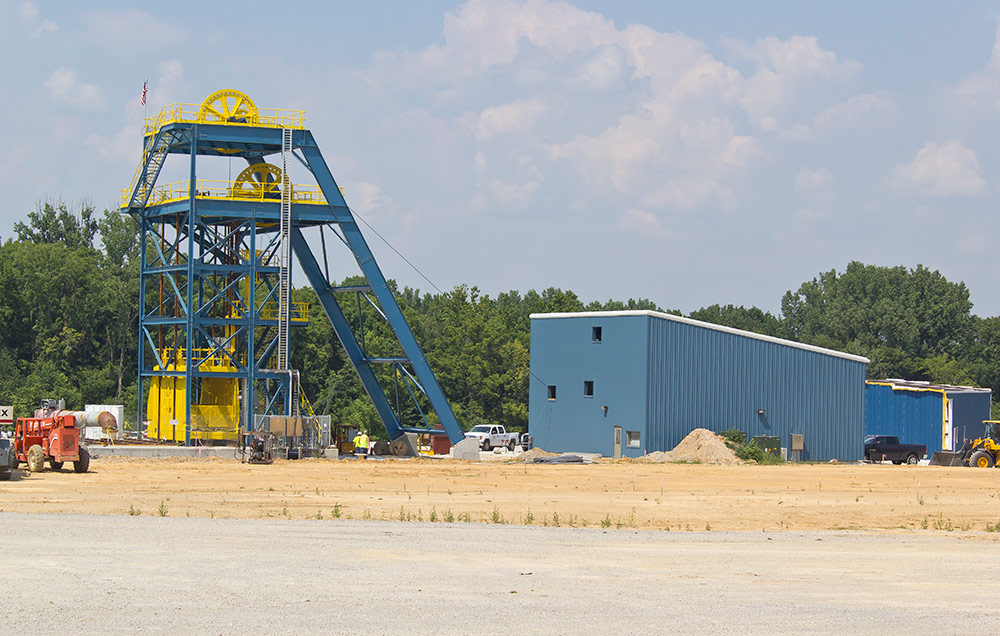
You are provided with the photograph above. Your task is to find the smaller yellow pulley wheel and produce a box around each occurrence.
[199,89,259,125]
[231,163,284,199]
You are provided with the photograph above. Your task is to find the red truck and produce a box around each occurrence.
[14,414,90,473]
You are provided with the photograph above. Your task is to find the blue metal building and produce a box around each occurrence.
[528,311,869,460]
[865,380,992,455]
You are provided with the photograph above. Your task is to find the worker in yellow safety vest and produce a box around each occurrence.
[353,430,370,457]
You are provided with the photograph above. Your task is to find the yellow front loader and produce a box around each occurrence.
[930,421,1000,467]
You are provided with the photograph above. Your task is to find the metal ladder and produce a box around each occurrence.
[128,130,174,210]
[276,127,293,371]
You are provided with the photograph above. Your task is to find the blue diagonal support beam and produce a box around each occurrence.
[298,142,465,445]
[290,228,403,440]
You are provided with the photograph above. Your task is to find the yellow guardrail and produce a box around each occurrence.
[145,102,305,134]
[120,179,327,208]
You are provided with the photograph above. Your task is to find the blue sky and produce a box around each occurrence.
[3,1,1000,315]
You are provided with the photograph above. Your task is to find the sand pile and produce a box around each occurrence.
[639,428,742,465]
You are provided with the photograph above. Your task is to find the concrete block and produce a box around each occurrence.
[450,437,480,460]
[322,447,339,459]
[389,433,418,456]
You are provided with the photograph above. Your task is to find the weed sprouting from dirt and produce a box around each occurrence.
[314,510,323,520]
[458,512,471,523]
[332,503,342,518]
[987,521,1000,532]
[524,509,535,525]
[128,505,140,516]
[444,509,455,523]
[361,509,372,520]
[429,507,437,522]
[601,514,612,528]
[157,501,168,517]
[490,506,504,524]
[705,522,711,531]
[552,512,560,527]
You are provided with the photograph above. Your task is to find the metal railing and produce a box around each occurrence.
[144,103,305,135]
[120,179,327,208]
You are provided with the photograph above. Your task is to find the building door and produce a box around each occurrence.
[613,426,622,459]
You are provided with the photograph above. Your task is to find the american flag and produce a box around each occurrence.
[140,80,147,106]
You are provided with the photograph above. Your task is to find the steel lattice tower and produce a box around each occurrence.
[121,90,463,446]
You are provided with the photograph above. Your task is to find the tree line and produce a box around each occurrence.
[1,203,995,433]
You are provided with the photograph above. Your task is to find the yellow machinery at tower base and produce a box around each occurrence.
[146,347,242,443]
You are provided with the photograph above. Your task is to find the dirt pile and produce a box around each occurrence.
[639,428,742,465]
[510,447,560,462]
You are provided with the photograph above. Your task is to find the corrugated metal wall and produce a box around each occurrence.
[950,392,992,448]
[529,312,867,460]
[864,383,943,455]
[528,315,649,457]
[647,317,866,461]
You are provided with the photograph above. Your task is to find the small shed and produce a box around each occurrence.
[528,311,869,460]
[865,380,992,455]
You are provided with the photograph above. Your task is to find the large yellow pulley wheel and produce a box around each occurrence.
[231,163,284,199]
[199,89,259,125]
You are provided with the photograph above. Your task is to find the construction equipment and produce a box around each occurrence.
[13,414,90,473]
[236,430,275,464]
[929,420,1000,467]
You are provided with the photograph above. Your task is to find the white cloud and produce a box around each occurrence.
[619,208,661,231]
[352,182,396,216]
[475,99,547,141]
[33,19,58,37]
[814,93,896,129]
[43,68,106,111]
[18,1,37,20]
[795,167,833,192]
[956,20,1000,108]
[887,140,984,197]
[365,0,859,219]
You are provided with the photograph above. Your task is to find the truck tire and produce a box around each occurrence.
[73,446,90,473]
[482,439,491,451]
[27,445,45,472]
[0,470,11,481]
[905,454,919,465]
[507,439,516,451]
[969,450,994,469]
[49,460,64,471]
[867,453,880,463]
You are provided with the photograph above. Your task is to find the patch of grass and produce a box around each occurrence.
[361,509,372,520]
[601,514,612,528]
[722,428,784,464]
[444,509,455,523]
[157,501,168,517]
[429,507,438,522]
[524,509,535,525]
[332,503,342,518]
[128,504,140,516]
[986,521,1000,532]
[490,506,504,524]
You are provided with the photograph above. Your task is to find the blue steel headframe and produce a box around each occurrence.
[124,117,463,445]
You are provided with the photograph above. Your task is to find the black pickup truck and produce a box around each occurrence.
[864,435,926,465]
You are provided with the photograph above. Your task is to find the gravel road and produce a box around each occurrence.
[1,512,998,634]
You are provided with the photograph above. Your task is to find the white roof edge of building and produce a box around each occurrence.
[529,310,871,364]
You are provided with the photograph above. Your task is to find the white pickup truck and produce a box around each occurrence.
[464,425,519,451]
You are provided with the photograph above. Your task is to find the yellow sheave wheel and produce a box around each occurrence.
[231,163,283,199]
[198,89,259,125]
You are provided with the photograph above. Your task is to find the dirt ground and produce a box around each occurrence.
[3,456,1000,533]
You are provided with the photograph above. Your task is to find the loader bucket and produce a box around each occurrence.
[929,451,965,466]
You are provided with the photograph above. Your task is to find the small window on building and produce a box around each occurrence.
[547,385,557,401]
[592,326,602,343]
[626,431,641,448]
[584,380,594,397]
